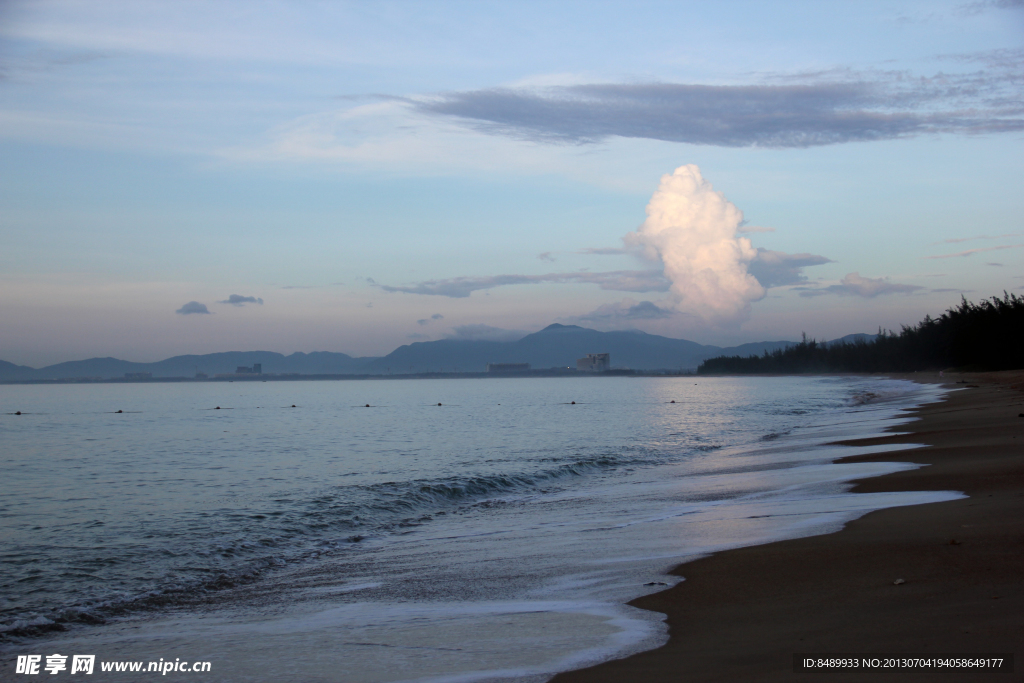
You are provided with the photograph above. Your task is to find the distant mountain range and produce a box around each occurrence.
[0,325,876,381]
[0,351,376,381]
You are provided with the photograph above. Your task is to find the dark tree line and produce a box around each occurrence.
[697,293,1024,374]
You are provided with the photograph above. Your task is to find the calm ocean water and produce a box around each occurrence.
[0,376,960,681]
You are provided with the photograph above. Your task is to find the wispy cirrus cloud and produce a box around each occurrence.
[923,243,1024,259]
[577,299,674,323]
[799,272,923,298]
[414,53,1024,148]
[376,269,670,298]
[933,232,1022,244]
[578,247,628,255]
[376,248,829,302]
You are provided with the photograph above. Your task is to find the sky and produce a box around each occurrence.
[1,0,1022,366]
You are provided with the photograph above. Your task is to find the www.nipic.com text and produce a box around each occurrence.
[15,655,212,675]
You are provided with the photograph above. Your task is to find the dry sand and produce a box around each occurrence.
[552,371,1024,682]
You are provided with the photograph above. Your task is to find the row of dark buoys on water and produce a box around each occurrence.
[9,400,696,414]
[361,402,443,407]
[209,405,295,409]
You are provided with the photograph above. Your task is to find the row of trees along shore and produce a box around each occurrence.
[697,293,1024,374]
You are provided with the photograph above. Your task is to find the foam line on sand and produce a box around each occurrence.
[552,371,1024,683]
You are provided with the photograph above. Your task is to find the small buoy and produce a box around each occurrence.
[571,401,576,405]
[437,402,442,406]
[14,411,21,415]
[670,400,675,403]
[291,404,296,408]
[215,406,221,410]
[116,410,123,413]
[365,404,370,407]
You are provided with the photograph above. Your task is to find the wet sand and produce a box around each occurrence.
[553,371,1024,682]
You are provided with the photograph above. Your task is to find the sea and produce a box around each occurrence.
[0,376,962,682]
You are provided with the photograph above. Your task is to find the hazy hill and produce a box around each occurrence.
[365,324,799,373]
[0,351,379,380]
[0,360,39,381]
[2,324,878,380]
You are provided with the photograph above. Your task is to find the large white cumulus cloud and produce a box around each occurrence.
[627,165,765,324]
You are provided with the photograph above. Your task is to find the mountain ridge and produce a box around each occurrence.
[1,325,874,380]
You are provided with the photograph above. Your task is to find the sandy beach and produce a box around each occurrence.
[553,371,1024,682]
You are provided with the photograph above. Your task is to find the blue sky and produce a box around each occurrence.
[1,0,1022,365]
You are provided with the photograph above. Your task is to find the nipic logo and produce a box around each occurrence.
[15,654,210,675]
[15,656,40,675]
[16,655,94,675]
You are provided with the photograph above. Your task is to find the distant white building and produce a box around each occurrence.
[576,353,610,372]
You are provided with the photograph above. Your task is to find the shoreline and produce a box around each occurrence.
[552,371,1024,682]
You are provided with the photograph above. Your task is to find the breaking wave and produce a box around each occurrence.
[1,453,635,642]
